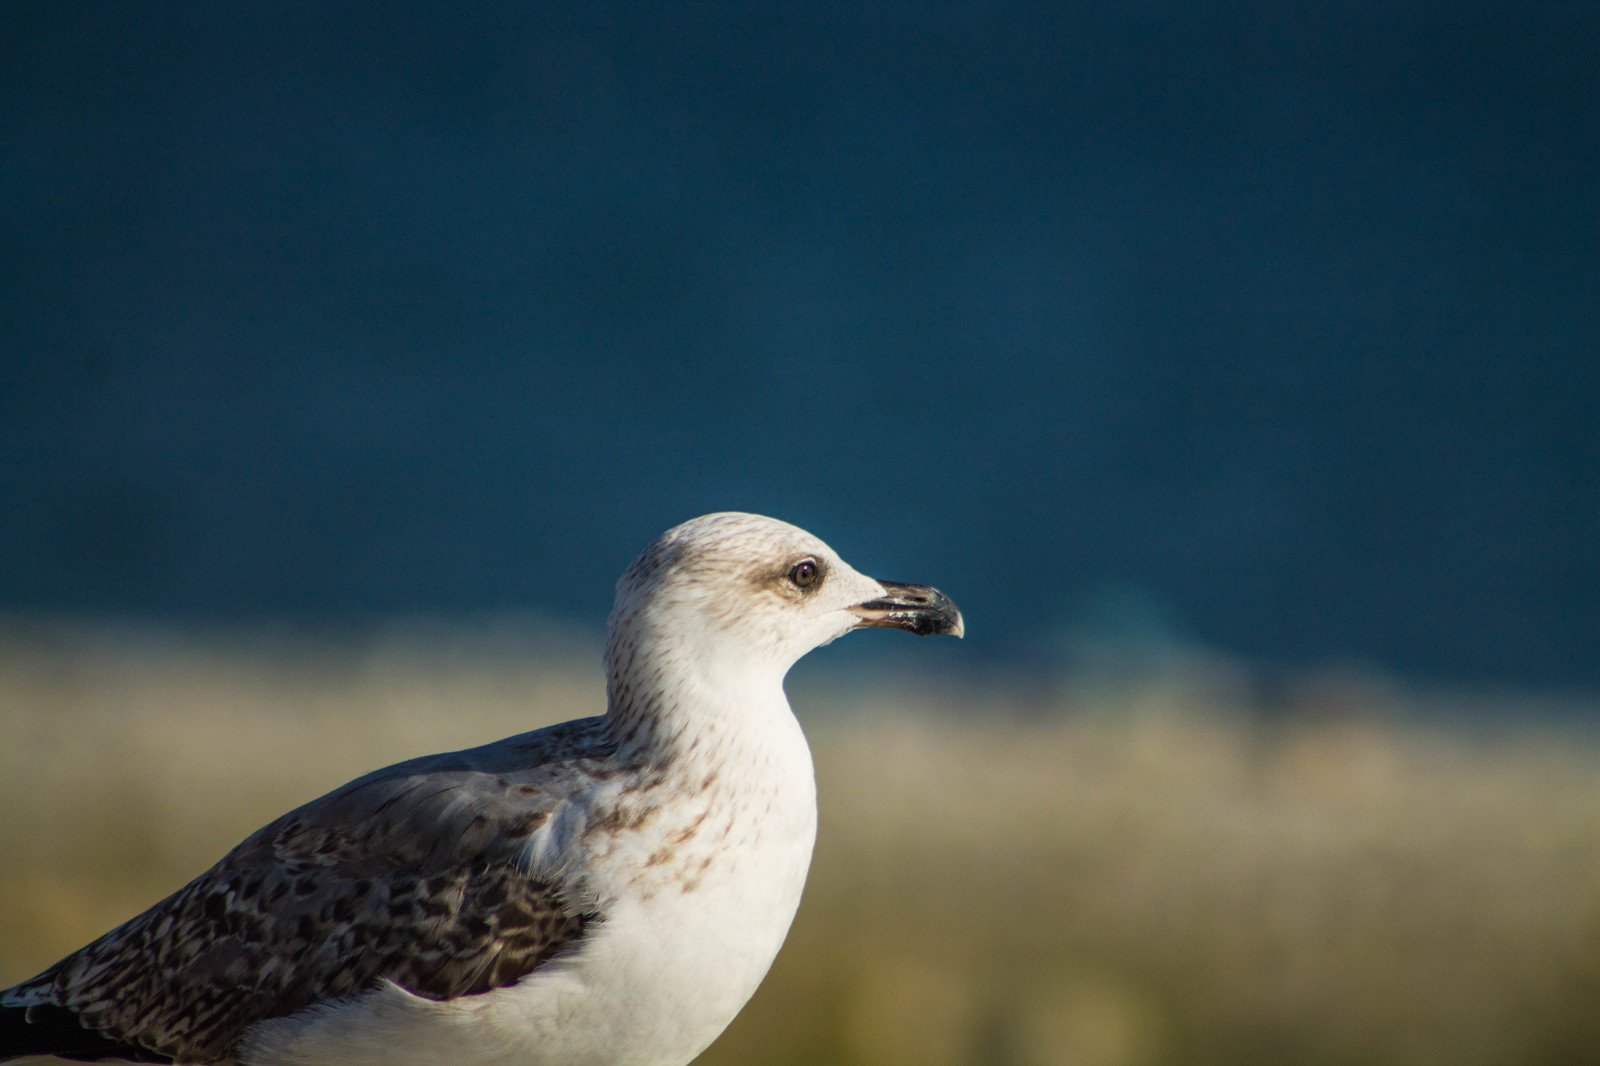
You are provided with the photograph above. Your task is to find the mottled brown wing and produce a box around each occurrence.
[13,745,600,1064]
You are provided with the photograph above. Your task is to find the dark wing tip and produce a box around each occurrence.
[1,1003,174,1064]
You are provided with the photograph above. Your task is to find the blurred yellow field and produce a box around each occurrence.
[3,621,1599,1066]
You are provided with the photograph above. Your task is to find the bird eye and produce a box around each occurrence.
[788,559,820,589]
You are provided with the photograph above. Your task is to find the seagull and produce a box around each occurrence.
[1,512,963,1066]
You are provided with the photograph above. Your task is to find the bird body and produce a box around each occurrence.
[1,513,962,1065]
[241,699,815,1066]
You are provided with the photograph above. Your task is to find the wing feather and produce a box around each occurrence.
[2,717,616,1064]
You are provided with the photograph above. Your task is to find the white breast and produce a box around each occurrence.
[240,707,818,1066]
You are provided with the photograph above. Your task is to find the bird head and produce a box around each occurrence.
[606,513,963,689]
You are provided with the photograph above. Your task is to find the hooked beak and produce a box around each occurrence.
[848,581,965,638]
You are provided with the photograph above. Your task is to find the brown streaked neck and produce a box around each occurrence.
[601,616,790,767]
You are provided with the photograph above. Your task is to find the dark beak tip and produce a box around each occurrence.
[850,581,965,639]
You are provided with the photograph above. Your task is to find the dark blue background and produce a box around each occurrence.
[3,3,1597,685]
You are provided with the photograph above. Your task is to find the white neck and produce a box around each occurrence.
[603,618,795,765]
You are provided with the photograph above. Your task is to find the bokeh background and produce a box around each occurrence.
[3,4,1599,1065]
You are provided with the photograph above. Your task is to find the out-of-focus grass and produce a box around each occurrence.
[4,621,1600,1066]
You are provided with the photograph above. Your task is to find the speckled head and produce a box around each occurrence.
[606,513,962,690]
